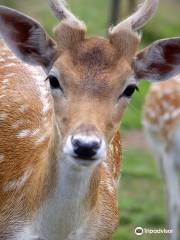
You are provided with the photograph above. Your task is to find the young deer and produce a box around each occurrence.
[143,75,180,240]
[0,0,180,239]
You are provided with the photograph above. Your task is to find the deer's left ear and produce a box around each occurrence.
[0,6,57,72]
[133,38,180,81]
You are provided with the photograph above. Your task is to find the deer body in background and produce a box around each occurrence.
[144,76,180,240]
[0,0,180,239]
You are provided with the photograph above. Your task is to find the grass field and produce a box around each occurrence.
[1,0,180,239]
[113,150,167,240]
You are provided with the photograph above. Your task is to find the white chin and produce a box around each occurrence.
[69,156,102,167]
[61,153,105,168]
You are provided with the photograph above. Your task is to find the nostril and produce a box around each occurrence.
[90,140,101,150]
[71,137,82,148]
[71,136,102,160]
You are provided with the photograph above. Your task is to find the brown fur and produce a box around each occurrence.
[55,22,86,53]
[0,40,124,239]
[0,41,54,236]
[109,28,140,59]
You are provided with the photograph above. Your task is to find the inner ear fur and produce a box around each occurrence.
[133,38,180,81]
[54,21,87,53]
[0,6,57,71]
[109,28,141,59]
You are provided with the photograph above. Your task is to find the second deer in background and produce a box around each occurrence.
[144,75,180,240]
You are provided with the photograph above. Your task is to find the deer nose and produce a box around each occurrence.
[71,135,102,160]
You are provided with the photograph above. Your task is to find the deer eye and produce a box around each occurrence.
[48,75,63,91]
[121,84,139,98]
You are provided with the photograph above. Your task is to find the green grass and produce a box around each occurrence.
[143,1,180,44]
[113,150,166,240]
[3,0,180,42]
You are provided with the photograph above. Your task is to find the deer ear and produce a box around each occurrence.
[0,6,57,72]
[133,38,180,81]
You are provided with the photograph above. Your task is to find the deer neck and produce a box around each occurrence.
[31,123,101,239]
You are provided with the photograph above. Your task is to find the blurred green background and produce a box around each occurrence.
[1,0,179,239]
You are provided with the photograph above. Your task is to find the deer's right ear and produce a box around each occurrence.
[0,6,57,72]
[133,38,180,82]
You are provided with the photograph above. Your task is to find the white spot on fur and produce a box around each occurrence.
[31,128,40,136]
[19,105,29,113]
[0,154,4,162]
[2,79,9,85]
[35,134,48,145]
[6,73,14,78]
[146,109,157,119]
[171,108,180,119]
[114,145,119,153]
[162,101,175,112]
[0,112,7,121]
[143,119,159,132]
[106,180,115,194]
[12,120,25,129]
[102,161,115,194]
[161,107,180,122]
[163,89,175,95]
[0,94,6,99]
[44,121,50,128]
[7,55,17,60]
[5,63,17,67]
[4,166,33,192]
[23,65,51,127]
[28,67,50,117]
[0,79,9,92]
[17,129,31,138]
[162,112,171,122]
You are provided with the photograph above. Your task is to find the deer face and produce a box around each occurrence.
[0,0,180,165]
[48,35,139,164]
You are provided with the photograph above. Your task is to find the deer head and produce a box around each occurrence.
[0,0,180,166]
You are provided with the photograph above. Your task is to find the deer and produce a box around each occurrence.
[143,75,180,240]
[0,0,180,239]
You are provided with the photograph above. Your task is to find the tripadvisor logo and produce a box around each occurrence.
[134,226,173,236]
[135,227,144,236]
